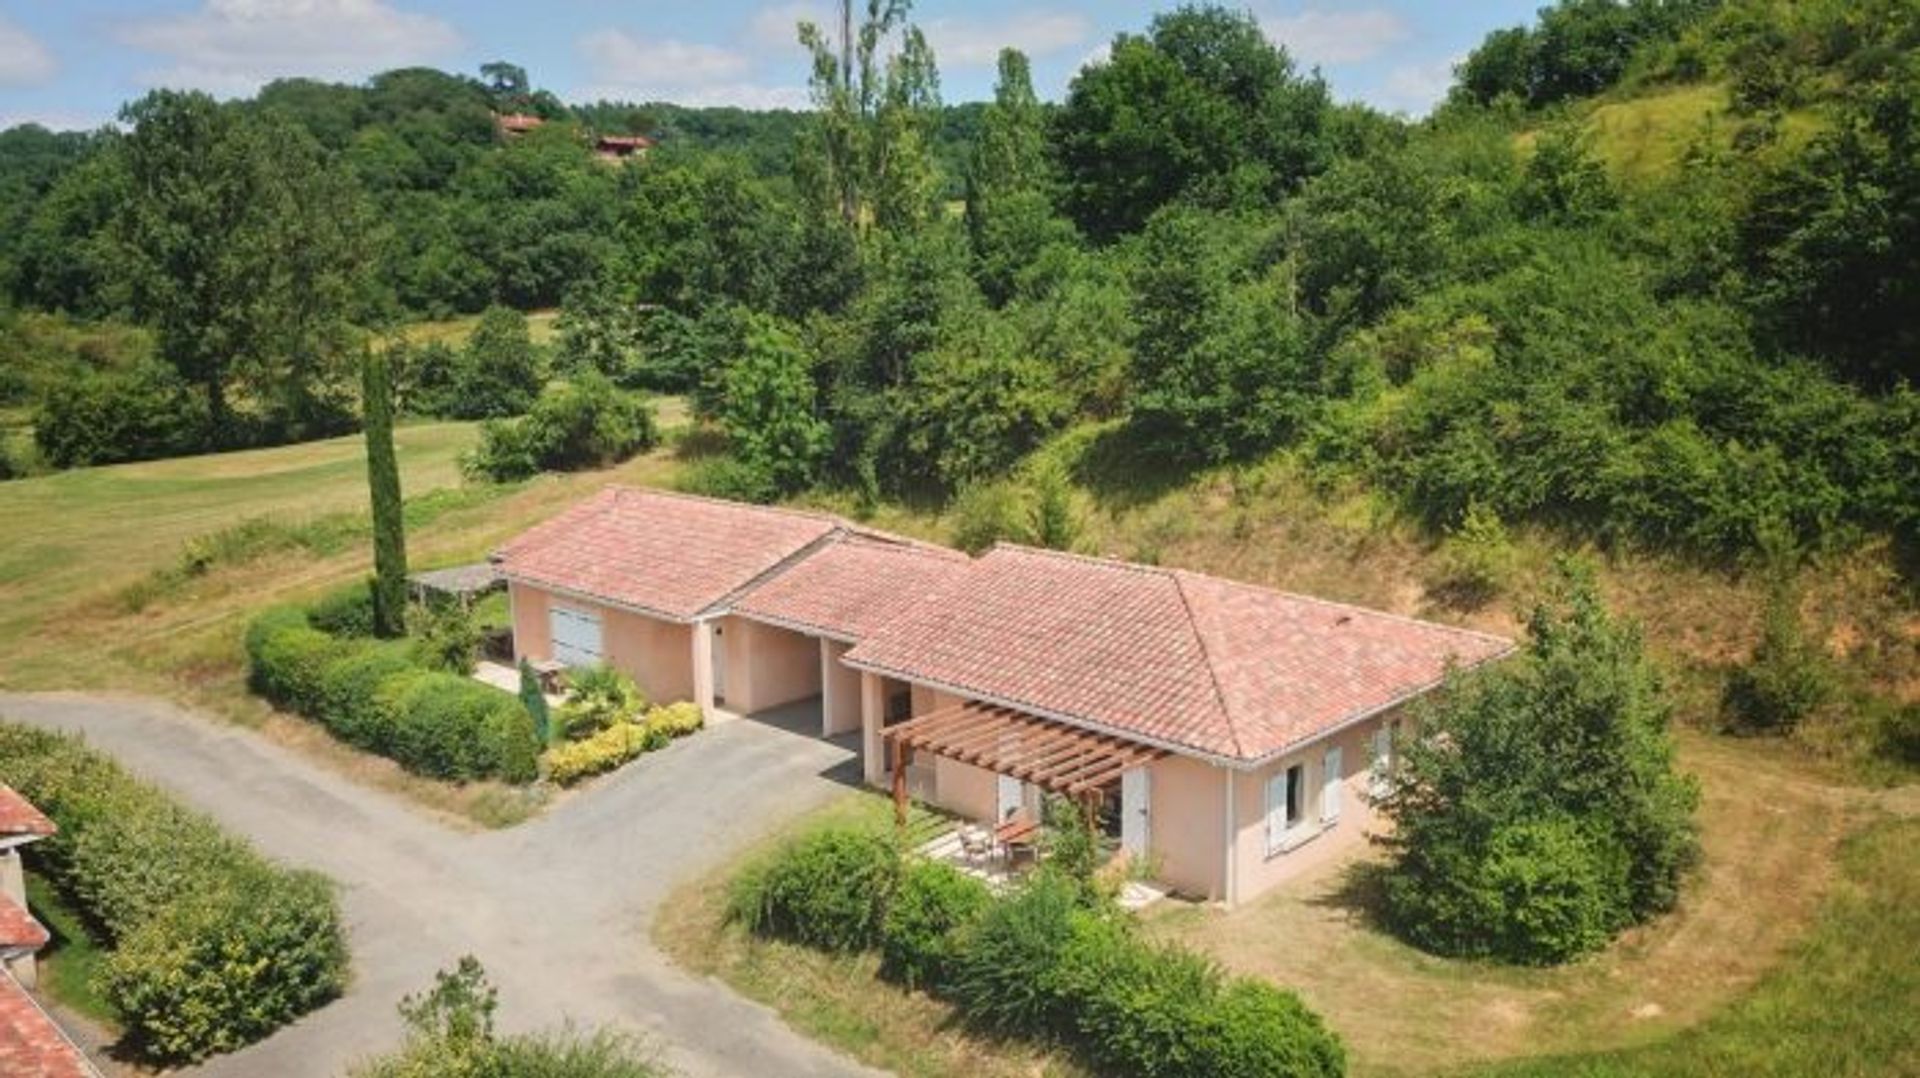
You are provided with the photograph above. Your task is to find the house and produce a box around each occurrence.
[494,488,964,733]
[594,134,653,162]
[842,546,1512,904]
[496,487,1511,905]
[0,786,102,1078]
[495,112,544,138]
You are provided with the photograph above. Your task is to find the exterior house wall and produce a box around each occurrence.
[510,582,695,704]
[821,640,861,736]
[1230,709,1403,903]
[720,616,821,715]
[1148,754,1228,901]
[1,848,34,987]
[933,757,999,822]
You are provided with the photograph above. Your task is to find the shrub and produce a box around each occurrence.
[542,721,653,787]
[673,454,779,504]
[410,602,480,675]
[1378,568,1700,964]
[519,659,554,744]
[947,871,1082,1036]
[729,827,900,952]
[558,664,645,739]
[249,621,346,716]
[463,373,656,482]
[0,724,346,1063]
[950,479,1031,554]
[306,581,379,637]
[1055,913,1230,1074]
[647,701,704,738]
[1722,582,1833,733]
[880,860,993,991]
[315,642,418,753]
[1187,978,1347,1078]
[1430,501,1516,608]
[33,360,209,467]
[378,671,539,783]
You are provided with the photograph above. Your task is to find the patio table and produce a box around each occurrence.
[994,815,1040,865]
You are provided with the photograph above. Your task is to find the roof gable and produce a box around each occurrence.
[494,487,841,621]
[0,787,55,839]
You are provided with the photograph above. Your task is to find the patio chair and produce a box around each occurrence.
[959,827,991,866]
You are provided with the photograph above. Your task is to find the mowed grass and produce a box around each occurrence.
[0,410,688,825]
[1516,82,1826,185]
[24,871,118,1029]
[398,308,560,349]
[655,734,1916,1078]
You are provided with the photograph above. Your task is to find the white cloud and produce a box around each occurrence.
[1372,55,1459,116]
[577,28,804,108]
[1261,9,1411,66]
[115,0,462,95]
[0,109,109,134]
[747,2,832,52]
[0,15,57,87]
[923,11,1092,68]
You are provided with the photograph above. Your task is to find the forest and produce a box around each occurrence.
[0,0,1914,579]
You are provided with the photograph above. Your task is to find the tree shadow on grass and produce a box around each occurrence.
[1069,423,1206,513]
[1303,858,1397,934]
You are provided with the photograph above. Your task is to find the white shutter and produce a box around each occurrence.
[1322,746,1343,823]
[1265,773,1284,856]
[1370,725,1392,799]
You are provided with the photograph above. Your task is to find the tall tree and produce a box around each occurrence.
[111,90,368,442]
[964,49,1073,304]
[796,0,942,233]
[361,346,408,638]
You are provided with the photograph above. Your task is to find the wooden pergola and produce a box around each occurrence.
[880,700,1168,826]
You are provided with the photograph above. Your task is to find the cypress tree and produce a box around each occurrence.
[362,347,408,637]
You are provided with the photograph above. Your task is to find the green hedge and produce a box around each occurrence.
[736,826,1347,1077]
[0,723,346,1063]
[246,606,538,783]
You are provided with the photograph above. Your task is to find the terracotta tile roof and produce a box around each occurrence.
[0,970,98,1078]
[0,893,48,952]
[731,534,969,642]
[0,787,55,839]
[845,545,1513,763]
[495,488,843,621]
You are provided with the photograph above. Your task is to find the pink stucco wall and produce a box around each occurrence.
[1148,753,1228,901]
[1229,709,1403,903]
[510,582,695,704]
[719,616,822,715]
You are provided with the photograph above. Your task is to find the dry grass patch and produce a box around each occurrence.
[1142,731,1869,1077]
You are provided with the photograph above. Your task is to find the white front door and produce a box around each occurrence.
[997,773,1025,822]
[1120,766,1151,858]
[549,606,603,667]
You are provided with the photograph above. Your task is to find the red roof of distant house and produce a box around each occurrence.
[0,971,98,1078]
[497,112,544,133]
[595,134,653,149]
[0,894,48,952]
[494,487,842,621]
[0,788,55,839]
[845,545,1513,764]
[732,534,969,642]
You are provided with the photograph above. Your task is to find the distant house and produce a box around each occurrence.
[495,112,545,138]
[594,134,654,162]
[495,487,1511,906]
[0,786,101,1077]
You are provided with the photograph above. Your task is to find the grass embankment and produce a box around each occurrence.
[0,415,684,826]
[1516,81,1825,185]
[656,736,1916,1078]
[398,308,560,349]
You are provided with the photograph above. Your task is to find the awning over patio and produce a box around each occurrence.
[882,700,1168,806]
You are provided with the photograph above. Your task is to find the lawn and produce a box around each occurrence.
[654,732,1915,1078]
[0,410,687,825]
[398,308,561,349]
[23,871,118,1030]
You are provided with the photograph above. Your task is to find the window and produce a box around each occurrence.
[1266,762,1310,856]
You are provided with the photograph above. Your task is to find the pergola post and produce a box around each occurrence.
[892,740,913,829]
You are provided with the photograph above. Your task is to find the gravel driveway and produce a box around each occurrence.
[0,691,879,1078]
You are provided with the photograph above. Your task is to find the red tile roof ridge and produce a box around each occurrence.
[601,484,849,526]
[837,527,971,561]
[991,542,1513,652]
[1169,570,1248,760]
[1166,566,1517,651]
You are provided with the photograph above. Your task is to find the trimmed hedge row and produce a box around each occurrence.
[729,825,1346,1077]
[246,605,539,783]
[0,722,347,1063]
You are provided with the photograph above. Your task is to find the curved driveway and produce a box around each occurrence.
[0,691,878,1078]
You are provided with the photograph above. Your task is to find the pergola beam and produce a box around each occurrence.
[881,698,1168,808]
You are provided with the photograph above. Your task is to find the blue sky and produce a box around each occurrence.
[0,1,1542,131]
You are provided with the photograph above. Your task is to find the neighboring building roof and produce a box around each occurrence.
[494,487,842,621]
[496,112,544,133]
[0,971,99,1078]
[409,562,501,600]
[0,894,48,953]
[0,788,55,839]
[731,534,969,643]
[844,545,1513,764]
